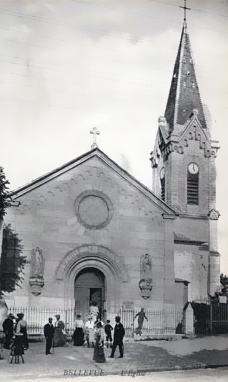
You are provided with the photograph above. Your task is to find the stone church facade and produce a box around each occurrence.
[1,22,220,333]
[4,151,177,317]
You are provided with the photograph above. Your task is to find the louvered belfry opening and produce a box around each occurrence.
[161,177,165,201]
[187,171,199,205]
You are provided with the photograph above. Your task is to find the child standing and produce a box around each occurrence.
[104,320,113,348]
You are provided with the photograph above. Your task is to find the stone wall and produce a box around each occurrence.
[4,156,176,316]
[174,245,208,301]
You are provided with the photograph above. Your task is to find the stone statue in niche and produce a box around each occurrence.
[29,247,44,296]
[141,254,152,279]
[30,247,44,278]
[139,254,153,299]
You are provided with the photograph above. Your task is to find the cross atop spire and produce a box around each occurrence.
[90,127,100,149]
[180,0,191,29]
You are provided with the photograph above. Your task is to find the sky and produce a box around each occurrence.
[0,0,228,273]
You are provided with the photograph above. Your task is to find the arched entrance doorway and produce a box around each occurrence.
[56,244,128,318]
[74,267,105,321]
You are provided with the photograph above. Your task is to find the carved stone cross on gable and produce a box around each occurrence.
[90,127,100,149]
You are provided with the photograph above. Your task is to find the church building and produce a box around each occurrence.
[1,20,220,334]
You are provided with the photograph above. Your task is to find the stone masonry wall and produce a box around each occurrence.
[174,244,209,301]
[3,156,176,312]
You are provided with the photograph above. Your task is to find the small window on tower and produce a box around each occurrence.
[160,167,165,201]
[187,163,199,205]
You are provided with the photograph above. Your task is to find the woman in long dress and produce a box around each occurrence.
[11,313,28,359]
[72,314,84,346]
[93,321,106,363]
[15,313,29,350]
[53,315,66,347]
[85,316,95,348]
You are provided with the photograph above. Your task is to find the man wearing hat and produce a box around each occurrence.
[2,313,15,349]
[44,318,55,355]
[109,316,125,358]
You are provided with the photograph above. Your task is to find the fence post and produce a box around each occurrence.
[209,300,213,335]
[132,309,134,338]
[184,303,194,336]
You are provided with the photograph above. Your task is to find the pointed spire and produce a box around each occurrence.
[164,24,207,134]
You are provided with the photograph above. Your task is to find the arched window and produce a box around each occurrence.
[187,163,199,205]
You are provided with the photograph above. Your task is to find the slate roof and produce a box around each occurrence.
[164,24,207,133]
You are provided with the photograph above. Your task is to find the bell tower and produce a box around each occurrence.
[150,17,220,297]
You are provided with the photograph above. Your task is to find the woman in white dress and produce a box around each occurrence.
[72,314,84,346]
[85,316,95,348]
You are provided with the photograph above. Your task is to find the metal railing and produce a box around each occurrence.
[193,299,228,335]
[119,308,184,337]
[8,306,75,336]
[8,306,184,337]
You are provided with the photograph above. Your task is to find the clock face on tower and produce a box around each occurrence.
[188,162,199,174]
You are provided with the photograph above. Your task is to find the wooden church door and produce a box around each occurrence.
[74,268,105,321]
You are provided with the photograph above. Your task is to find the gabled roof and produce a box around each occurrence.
[172,111,210,143]
[165,24,207,133]
[10,147,177,216]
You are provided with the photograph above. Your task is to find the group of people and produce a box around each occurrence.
[91,315,125,363]
[43,313,125,363]
[2,312,28,357]
[71,314,125,362]
[72,314,113,349]
[2,311,127,363]
[43,314,67,354]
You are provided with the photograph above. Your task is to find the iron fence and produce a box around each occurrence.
[119,308,184,337]
[9,302,228,338]
[8,306,75,336]
[8,306,184,337]
[193,299,228,335]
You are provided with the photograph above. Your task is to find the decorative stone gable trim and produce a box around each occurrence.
[151,111,220,163]
[55,244,128,282]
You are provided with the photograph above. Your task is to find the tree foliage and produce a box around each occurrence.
[220,273,228,295]
[0,167,11,220]
[0,224,27,296]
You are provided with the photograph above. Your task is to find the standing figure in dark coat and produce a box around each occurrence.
[2,313,15,349]
[44,317,55,355]
[109,316,125,358]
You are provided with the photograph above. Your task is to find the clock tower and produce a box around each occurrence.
[150,21,220,299]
